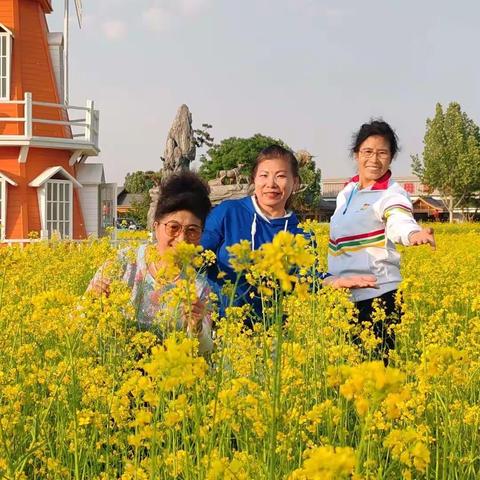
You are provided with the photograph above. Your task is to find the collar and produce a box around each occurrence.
[251,195,293,222]
[350,170,392,191]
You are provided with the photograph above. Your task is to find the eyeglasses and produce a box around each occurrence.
[359,149,391,160]
[159,221,202,241]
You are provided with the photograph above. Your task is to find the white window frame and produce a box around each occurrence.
[0,24,13,101]
[38,180,73,239]
[0,179,6,241]
[0,173,17,241]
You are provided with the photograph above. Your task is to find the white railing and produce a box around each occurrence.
[0,92,99,150]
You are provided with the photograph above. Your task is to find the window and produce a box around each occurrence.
[29,167,81,240]
[45,180,72,238]
[0,25,12,100]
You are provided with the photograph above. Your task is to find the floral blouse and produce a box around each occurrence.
[91,244,213,353]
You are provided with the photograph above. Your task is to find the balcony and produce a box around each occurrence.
[0,92,100,160]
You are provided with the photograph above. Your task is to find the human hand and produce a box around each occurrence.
[409,228,436,249]
[324,274,377,289]
[183,298,206,335]
[88,277,111,297]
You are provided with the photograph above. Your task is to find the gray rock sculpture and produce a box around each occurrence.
[208,184,251,205]
[162,104,196,173]
[209,163,248,186]
[147,185,161,231]
[148,105,196,229]
[206,163,250,205]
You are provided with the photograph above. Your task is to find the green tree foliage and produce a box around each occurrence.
[199,134,321,213]
[128,195,150,229]
[124,171,156,194]
[122,171,163,228]
[412,102,480,222]
[193,123,215,150]
[199,134,288,180]
[291,165,322,215]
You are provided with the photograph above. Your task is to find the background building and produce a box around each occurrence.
[0,0,114,242]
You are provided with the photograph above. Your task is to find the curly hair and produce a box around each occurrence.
[154,171,211,225]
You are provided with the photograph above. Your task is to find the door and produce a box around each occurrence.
[99,182,117,236]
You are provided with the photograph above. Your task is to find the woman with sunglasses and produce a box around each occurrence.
[328,120,435,361]
[88,172,213,353]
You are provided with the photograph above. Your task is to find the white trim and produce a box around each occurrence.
[69,149,83,166]
[29,165,82,189]
[0,171,17,186]
[0,179,5,241]
[24,92,32,138]
[0,23,14,37]
[0,29,12,100]
[18,146,29,163]
[0,136,100,157]
[0,172,18,241]
[37,184,47,239]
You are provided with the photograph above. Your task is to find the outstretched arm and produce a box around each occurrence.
[408,227,436,249]
[323,274,377,289]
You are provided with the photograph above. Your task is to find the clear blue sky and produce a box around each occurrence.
[48,0,480,184]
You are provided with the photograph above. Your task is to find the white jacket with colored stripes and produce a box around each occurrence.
[328,171,421,302]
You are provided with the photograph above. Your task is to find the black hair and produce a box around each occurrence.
[251,144,300,181]
[154,171,211,225]
[351,119,399,157]
[250,144,301,210]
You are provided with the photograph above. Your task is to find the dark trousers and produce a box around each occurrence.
[354,289,401,363]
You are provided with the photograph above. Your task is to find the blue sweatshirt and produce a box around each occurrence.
[200,195,304,319]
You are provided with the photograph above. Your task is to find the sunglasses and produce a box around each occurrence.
[159,220,202,241]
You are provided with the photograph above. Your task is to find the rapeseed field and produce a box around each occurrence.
[0,223,479,479]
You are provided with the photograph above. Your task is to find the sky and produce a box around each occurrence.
[48,0,480,185]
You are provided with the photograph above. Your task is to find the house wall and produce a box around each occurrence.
[0,1,87,240]
[25,148,86,239]
[0,1,20,135]
[19,0,68,138]
[0,147,23,237]
[0,1,68,137]
[72,189,86,239]
[0,147,87,239]
[78,184,99,237]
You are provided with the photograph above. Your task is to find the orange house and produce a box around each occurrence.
[0,0,113,242]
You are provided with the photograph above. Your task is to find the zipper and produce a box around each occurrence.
[343,183,358,215]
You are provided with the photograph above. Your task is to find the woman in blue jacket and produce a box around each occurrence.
[201,145,375,321]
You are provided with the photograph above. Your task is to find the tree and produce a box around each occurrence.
[123,170,163,228]
[199,133,289,180]
[124,171,156,194]
[199,134,321,213]
[291,164,322,215]
[193,123,215,150]
[412,102,480,222]
[128,196,150,229]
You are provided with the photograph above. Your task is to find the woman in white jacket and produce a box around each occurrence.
[328,120,435,361]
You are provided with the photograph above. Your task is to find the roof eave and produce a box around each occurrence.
[38,0,54,14]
